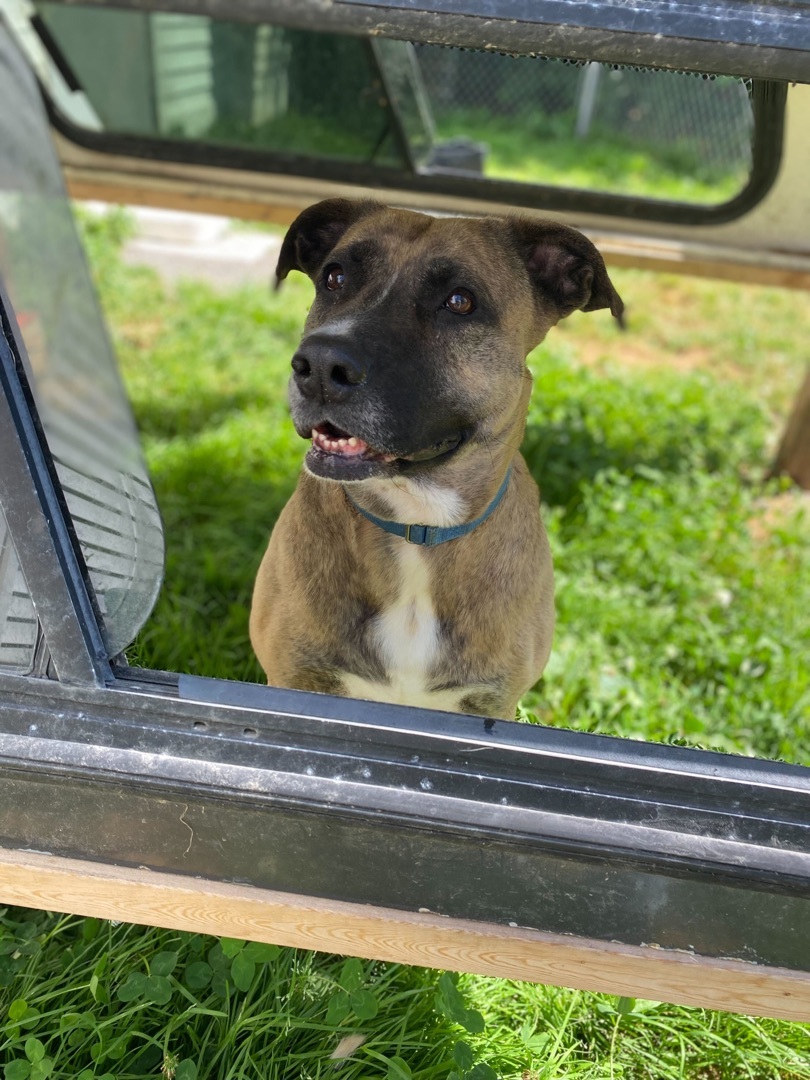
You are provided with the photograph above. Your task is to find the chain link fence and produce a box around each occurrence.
[414,46,754,188]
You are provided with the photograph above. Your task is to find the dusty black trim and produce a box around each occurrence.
[29,12,81,91]
[36,0,810,83]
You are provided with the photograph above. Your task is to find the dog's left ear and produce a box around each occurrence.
[510,218,624,326]
[275,198,384,289]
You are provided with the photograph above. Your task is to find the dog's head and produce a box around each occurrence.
[276,198,623,484]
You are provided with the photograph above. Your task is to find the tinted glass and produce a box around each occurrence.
[0,20,164,659]
[37,6,413,169]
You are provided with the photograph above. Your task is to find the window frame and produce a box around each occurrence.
[33,12,789,228]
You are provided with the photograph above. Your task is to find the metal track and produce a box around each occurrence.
[1,669,808,977]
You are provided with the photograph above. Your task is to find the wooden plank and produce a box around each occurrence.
[64,173,810,290]
[66,174,300,228]
[0,847,807,1022]
[594,247,810,292]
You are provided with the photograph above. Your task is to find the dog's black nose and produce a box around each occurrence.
[291,337,366,404]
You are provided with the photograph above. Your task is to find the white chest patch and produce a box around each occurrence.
[372,477,466,528]
[380,544,438,693]
[342,542,447,708]
[341,480,480,711]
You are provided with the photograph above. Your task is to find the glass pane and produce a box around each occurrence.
[0,20,164,658]
[415,49,754,204]
[0,503,39,676]
[34,4,756,207]
[36,5,414,168]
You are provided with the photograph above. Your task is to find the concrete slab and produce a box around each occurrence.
[82,202,282,289]
[121,229,281,289]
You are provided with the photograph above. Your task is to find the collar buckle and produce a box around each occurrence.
[405,523,428,545]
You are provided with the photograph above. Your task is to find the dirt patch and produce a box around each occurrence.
[118,318,164,351]
[572,337,747,381]
[748,490,810,544]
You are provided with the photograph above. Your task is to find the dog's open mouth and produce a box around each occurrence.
[311,424,397,463]
[307,422,462,481]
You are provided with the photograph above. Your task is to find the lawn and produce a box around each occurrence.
[433,108,747,205]
[1,208,808,1078]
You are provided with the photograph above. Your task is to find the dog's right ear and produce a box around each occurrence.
[275,198,383,290]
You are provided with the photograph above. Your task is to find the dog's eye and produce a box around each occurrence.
[325,265,345,291]
[444,289,475,315]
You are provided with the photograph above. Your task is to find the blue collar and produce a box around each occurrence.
[345,467,513,547]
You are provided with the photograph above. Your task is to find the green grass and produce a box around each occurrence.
[2,208,809,1077]
[0,911,472,1079]
[204,111,390,164]
[433,109,747,204]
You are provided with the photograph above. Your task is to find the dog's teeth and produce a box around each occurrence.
[311,429,379,459]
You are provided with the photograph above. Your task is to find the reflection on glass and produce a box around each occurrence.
[35,4,756,207]
[0,19,164,659]
[0,504,38,675]
[37,7,411,167]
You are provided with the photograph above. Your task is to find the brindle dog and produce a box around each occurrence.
[250,199,622,718]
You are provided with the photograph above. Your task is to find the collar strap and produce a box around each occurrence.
[345,467,513,547]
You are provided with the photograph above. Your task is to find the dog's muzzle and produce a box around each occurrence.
[289,332,466,482]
